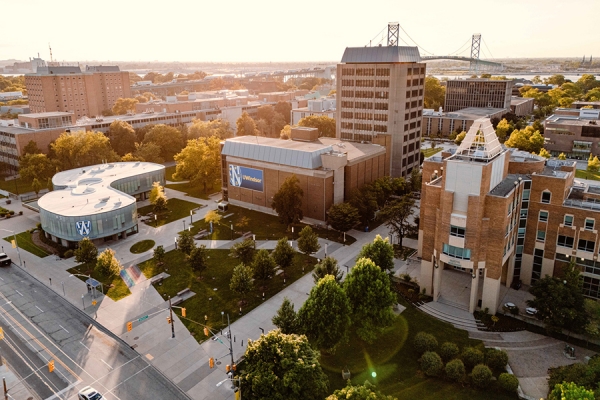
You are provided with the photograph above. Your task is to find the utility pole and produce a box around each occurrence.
[227,314,234,374]
[3,377,7,400]
[169,296,175,339]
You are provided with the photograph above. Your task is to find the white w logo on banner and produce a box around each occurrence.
[229,165,242,187]
[76,221,91,236]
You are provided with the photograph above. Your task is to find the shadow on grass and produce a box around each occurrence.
[3,231,50,258]
[67,262,131,301]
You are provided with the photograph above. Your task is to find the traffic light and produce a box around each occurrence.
[127,322,132,332]
[48,360,54,373]
[232,363,236,372]
[203,327,209,336]
[0,327,4,340]
[182,308,186,318]
[209,357,214,368]
[167,317,171,324]
[225,365,231,373]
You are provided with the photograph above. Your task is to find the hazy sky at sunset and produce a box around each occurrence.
[2,0,598,62]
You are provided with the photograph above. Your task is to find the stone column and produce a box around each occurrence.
[432,259,442,301]
[469,267,480,313]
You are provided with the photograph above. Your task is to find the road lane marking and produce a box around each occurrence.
[58,325,69,333]
[79,341,90,351]
[14,290,23,297]
[101,359,113,370]
[35,306,44,313]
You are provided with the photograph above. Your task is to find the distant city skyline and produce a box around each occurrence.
[3,0,599,63]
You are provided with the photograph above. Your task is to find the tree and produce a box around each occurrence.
[74,237,98,265]
[576,74,600,92]
[527,260,589,334]
[95,248,121,277]
[236,112,259,136]
[272,237,295,273]
[495,118,512,143]
[280,124,291,140]
[153,245,165,266]
[558,152,567,160]
[380,196,415,249]
[327,202,360,233]
[298,115,336,138]
[297,226,320,256]
[204,209,221,226]
[410,167,422,193]
[272,297,299,334]
[229,263,254,303]
[274,101,292,124]
[420,351,443,377]
[149,181,168,214]
[357,235,395,272]
[298,275,351,351]
[22,140,42,155]
[327,381,395,400]
[504,126,545,154]
[229,238,255,265]
[588,154,600,172]
[549,382,595,400]
[112,98,139,115]
[240,330,328,400]
[471,364,493,389]
[188,119,233,140]
[538,148,551,159]
[545,74,566,86]
[424,76,446,110]
[142,124,183,161]
[132,142,164,163]
[349,186,379,226]
[271,175,303,226]
[312,256,343,284]
[172,137,221,193]
[32,178,42,196]
[252,249,276,282]
[177,230,195,256]
[51,130,119,170]
[107,120,137,156]
[188,245,208,274]
[344,258,396,342]
[19,153,56,184]
[455,131,466,145]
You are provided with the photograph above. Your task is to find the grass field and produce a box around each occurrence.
[575,169,600,181]
[0,176,37,195]
[165,181,221,200]
[3,231,50,258]
[130,240,155,254]
[322,299,517,399]
[138,198,202,227]
[421,147,444,158]
[68,262,131,301]
[138,248,317,339]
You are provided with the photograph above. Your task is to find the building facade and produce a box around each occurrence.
[336,46,425,178]
[445,79,513,112]
[25,65,131,118]
[544,108,600,159]
[291,97,336,125]
[422,107,507,138]
[38,162,164,247]
[510,97,534,116]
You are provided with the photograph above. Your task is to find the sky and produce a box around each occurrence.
[1,0,599,62]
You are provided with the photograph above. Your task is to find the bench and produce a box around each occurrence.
[151,275,164,285]
[242,231,253,239]
[195,229,208,239]
[177,288,191,297]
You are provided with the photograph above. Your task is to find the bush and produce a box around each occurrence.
[445,359,466,382]
[440,342,459,362]
[461,347,484,369]
[498,373,519,393]
[8,210,14,215]
[471,364,493,389]
[414,332,438,354]
[420,351,443,377]
[64,250,74,259]
[509,306,519,315]
[486,348,509,371]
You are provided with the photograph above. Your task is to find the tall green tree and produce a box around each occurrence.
[272,237,295,274]
[312,256,343,284]
[22,140,42,155]
[274,101,292,124]
[297,226,320,256]
[188,245,208,274]
[240,330,328,400]
[173,136,221,193]
[230,264,254,303]
[344,258,396,343]
[142,124,183,161]
[424,76,446,110]
[272,297,299,334]
[587,154,600,172]
[229,238,255,265]
[177,230,195,256]
[19,153,56,183]
[51,130,119,170]
[357,235,395,272]
[107,120,137,156]
[380,195,416,249]
[236,112,260,136]
[149,181,168,214]
[504,126,545,154]
[252,249,276,283]
[271,175,303,226]
[188,119,233,140]
[153,245,165,266]
[31,178,42,196]
[327,202,360,233]
[495,118,512,143]
[327,381,395,400]
[111,97,139,115]
[95,248,121,277]
[349,185,378,226]
[74,237,98,265]
[298,115,336,138]
[549,382,595,400]
[298,275,351,351]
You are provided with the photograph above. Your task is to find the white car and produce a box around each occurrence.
[0,253,10,267]
[526,307,538,315]
[78,386,103,400]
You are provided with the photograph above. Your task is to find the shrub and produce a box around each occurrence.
[440,342,459,362]
[420,351,443,377]
[8,210,14,215]
[509,306,519,315]
[486,348,509,371]
[461,347,484,369]
[64,250,74,259]
[414,332,438,354]
[445,359,466,382]
[498,373,519,393]
[471,364,493,389]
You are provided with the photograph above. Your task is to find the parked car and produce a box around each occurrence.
[526,307,538,315]
[78,386,103,400]
[0,253,11,267]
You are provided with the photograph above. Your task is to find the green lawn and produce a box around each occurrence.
[3,231,50,258]
[165,181,221,200]
[575,169,600,181]
[138,198,202,227]
[322,299,516,399]
[130,240,155,254]
[138,248,317,339]
[67,262,131,301]
[0,176,38,195]
[164,165,180,182]
[421,147,443,158]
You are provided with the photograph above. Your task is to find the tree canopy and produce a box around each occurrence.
[112,98,139,115]
[142,124,183,161]
[380,196,416,249]
[74,237,98,265]
[230,263,254,302]
[327,381,396,400]
[96,248,121,277]
[51,130,119,170]
[272,237,295,272]
[357,235,395,272]
[272,175,304,226]
[272,297,299,334]
[107,120,137,156]
[173,136,221,193]
[327,202,360,233]
[298,115,336,138]
[297,226,320,256]
[236,112,260,136]
[19,153,55,183]
[252,249,276,282]
[188,119,233,140]
[504,126,545,154]
[424,76,446,110]
[312,256,343,284]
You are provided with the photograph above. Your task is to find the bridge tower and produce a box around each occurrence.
[470,34,481,74]
[387,22,399,46]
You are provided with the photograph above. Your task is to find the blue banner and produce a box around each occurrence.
[229,165,264,192]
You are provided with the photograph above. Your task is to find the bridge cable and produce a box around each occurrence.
[447,38,472,56]
[482,38,495,59]
[397,23,435,55]
[366,26,387,47]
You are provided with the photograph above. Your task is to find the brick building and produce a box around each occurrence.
[221,127,386,222]
[544,108,600,159]
[510,97,534,116]
[445,79,513,112]
[25,65,131,119]
[419,117,600,312]
[421,107,507,138]
[336,46,425,178]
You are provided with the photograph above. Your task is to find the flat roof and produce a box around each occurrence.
[546,115,600,126]
[340,46,421,63]
[489,174,530,197]
[21,111,73,118]
[38,162,163,217]
[510,97,533,105]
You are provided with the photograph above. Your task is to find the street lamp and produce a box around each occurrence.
[154,214,157,227]
[231,224,233,240]
[174,237,178,250]
[0,229,22,267]
[190,210,193,225]
[183,220,186,231]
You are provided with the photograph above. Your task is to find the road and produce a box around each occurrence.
[0,264,190,400]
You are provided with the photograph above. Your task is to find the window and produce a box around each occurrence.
[586,218,595,231]
[450,226,465,238]
[564,215,573,227]
[578,239,595,252]
[557,235,574,248]
[442,243,471,260]
[539,211,548,222]
[532,248,543,284]
[536,230,546,242]
[541,191,551,204]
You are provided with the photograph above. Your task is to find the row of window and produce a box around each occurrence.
[538,211,593,229]
[442,243,471,260]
